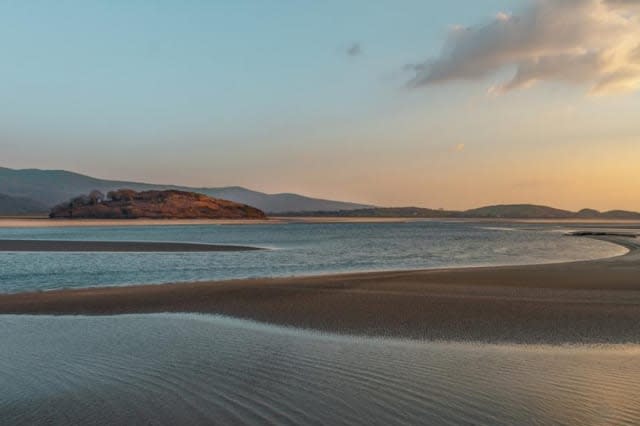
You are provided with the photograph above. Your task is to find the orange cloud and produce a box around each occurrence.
[408,0,640,95]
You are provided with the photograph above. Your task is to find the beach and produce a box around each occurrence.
[1,234,638,344]
[0,218,283,228]
[4,217,640,228]
[4,313,639,425]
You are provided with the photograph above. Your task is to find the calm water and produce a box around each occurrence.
[0,221,628,293]
[1,314,639,425]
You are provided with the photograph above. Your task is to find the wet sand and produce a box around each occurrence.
[4,217,640,228]
[1,235,639,343]
[0,240,262,252]
[0,217,438,227]
[4,314,640,425]
[0,218,282,228]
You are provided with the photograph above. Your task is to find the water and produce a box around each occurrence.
[0,221,627,293]
[1,314,638,425]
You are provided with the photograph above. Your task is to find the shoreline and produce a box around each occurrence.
[2,216,640,228]
[1,235,639,344]
[0,218,284,228]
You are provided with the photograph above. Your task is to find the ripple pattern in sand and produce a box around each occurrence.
[1,314,640,425]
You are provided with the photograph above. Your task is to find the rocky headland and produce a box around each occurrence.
[49,189,266,220]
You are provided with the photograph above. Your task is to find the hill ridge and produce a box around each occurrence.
[0,166,371,213]
[280,203,640,220]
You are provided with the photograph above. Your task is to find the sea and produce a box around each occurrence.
[1,221,638,425]
[0,221,628,293]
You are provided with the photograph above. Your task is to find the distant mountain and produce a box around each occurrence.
[283,204,640,220]
[0,193,48,216]
[0,167,371,213]
[279,207,456,218]
[465,205,640,220]
[597,210,640,220]
[576,208,600,218]
[462,204,575,219]
[2,167,638,219]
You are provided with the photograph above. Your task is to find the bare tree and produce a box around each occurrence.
[107,189,136,202]
[88,190,105,205]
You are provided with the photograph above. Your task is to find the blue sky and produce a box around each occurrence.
[2,1,639,210]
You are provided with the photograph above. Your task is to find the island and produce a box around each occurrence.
[49,189,266,220]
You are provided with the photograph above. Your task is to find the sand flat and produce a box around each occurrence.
[0,218,282,228]
[0,239,262,252]
[4,217,640,228]
[0,217,432,227]
[1,235,639,343]
[3,313,640,425]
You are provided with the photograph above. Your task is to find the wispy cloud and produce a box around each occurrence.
[408,0,640,95]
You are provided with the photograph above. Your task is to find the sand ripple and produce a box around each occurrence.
[1,314,640,425]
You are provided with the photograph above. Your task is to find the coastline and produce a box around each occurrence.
[0,216,438,227]
[1,235,639,344]
[3,216,640,228]
[0,218,284,228]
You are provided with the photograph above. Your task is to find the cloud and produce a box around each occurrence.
[408,0,640,95]
[605,0,640,8]
[346,43,362,57]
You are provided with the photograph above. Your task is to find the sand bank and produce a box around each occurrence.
[0,240,262,252]
[0,217,429,227]
[5,217,640,228]
[4,314,639,425]
[0,218,282,228]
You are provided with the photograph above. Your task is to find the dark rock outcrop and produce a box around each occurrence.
[50,189,266,219]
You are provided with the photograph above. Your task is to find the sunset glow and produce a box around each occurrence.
[2,0,639,210]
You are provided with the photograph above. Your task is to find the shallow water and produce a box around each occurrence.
[0,221,627,292]
[1,314,638,425]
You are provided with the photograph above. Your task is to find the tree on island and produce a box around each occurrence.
[106,189,136,202]
[49,189,266,219]
[88,190,105,205]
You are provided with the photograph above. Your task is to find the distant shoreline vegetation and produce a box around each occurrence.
[277,205,640,220]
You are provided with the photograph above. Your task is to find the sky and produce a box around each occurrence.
[1,0,639,211]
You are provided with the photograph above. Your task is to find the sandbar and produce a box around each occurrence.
[0,239,262,252]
